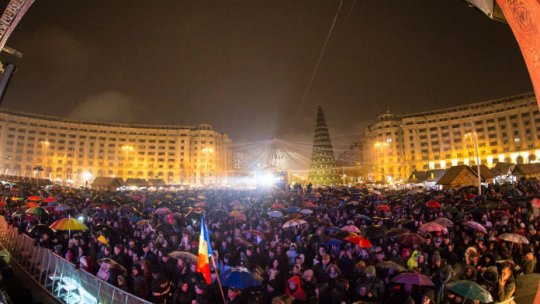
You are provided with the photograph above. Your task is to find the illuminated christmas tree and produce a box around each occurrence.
[308,105,340,185]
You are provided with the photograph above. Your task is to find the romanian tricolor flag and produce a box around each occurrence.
[196,215,213,284]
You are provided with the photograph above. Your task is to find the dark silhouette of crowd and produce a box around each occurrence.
[1,179,540,304]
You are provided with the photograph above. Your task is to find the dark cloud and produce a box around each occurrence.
[69,91,137,123]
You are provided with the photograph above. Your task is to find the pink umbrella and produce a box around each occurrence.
[154,207,172,215]
[392,272,434,286]
[419,222,446,233]
[464,221,487,234]
[341,225,361,233]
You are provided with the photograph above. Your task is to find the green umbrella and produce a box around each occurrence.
[447,280,493,303]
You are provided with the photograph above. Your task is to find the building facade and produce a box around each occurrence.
[361,93,540,181]
[0,110,232,186]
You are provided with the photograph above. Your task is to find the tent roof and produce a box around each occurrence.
[92,177,124,187]
[125,178,148,186]
[492,162,515,176]
[437,165,479,185]
[513,163,540,175]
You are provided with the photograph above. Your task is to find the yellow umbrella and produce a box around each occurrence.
[49,218,88,231]
[50,217,88,238]
[97,234,110,247]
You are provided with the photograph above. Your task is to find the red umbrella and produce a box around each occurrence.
[419,222,446,233]
[397,233,426,245]
[28,196,42,201]
[344,235,372,249]
[377,205,390,212]
[464,221,487,234]
[426,200,441,209]
[44,197,56,203]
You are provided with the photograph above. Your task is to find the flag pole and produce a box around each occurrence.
[210,255,227,304]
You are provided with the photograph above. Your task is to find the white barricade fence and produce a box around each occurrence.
[0,216,152,304]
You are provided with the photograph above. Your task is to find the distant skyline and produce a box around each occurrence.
[0,0,533,145]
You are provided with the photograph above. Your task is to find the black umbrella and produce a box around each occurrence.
[28,224,54,237]
[363,226,385,240]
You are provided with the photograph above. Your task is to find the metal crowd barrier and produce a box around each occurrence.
[0,217,152,304]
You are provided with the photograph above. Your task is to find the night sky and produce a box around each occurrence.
[0,0,534,146]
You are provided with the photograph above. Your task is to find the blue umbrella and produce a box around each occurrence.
[268,211,283,218]
[322,238,342,247]
[285,206,300,213]
[220,267,263,289]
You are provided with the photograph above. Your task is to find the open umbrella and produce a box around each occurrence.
[355,214,372,222]
[28,224,54,237]
[344,235,372,249]
[419,222,446,233]
[235,237,253,247]
[377,205,390,212]
[50,217,88,238]
[26,207,49,216]
[154,207,172,215]
[498,233,529,244]
[242,230,266,239]
[446,280,493,303]
[98,258,127,274]
[44,197,56,203]
[385,227,410,238]
[376,261,406,272]
[220,267,263,289]
[119,205,137,213]
[426,200,441,209]
[363,226,385,240]
[463,221,487,234]
[135,219,150,227]
[299,208,313,215]
[168,251,198,263]
[28,196,42,201]
[340,224,361,233]
[268,210,283,218]
[392,272,434,286]
[54,205,71,212]
[397,233,426,245]
[282,219,307,228]
[433,217,454,228]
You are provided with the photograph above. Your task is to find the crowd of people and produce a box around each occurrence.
[1,180,540,304]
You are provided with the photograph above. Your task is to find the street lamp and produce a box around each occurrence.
[464,132,482,195]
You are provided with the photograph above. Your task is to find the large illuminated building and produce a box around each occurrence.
[360,93,540,181]
[0,110,232,186]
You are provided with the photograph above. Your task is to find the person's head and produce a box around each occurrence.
[131,265,141,276]
[180,282,190,292]
[358,285,367,296]
[501,262,513,280]
[302,269,314,282]
[194,282,205,295]
[322,254,330,265]
[190,263,197,272]
[228,287,241,300]
[114,244,123,255]
[117,275,127,286]
[143,243,150,253]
